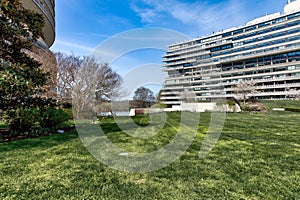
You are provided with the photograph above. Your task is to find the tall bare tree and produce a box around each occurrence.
[55,53,123,117]
[55,52,81,103]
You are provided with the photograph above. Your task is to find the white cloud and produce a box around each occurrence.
[131,0,250,36]
[131,3,160,23]
[50,40,94,55]
[54,40,94,52]
[90,33,111,38]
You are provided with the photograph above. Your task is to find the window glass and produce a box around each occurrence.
[233,29,243,35]
[245,25,256,31]
[287,20,300,27]
[272,17,286,24]
[272,32,286,38]
[288,12,300,20]
[272,24,285,31]
[288,29,300,34]
[257,28,271,35]
[258,21,271,28]
[222,32,232,37]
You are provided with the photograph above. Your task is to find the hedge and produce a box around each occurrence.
[285,107,300,112]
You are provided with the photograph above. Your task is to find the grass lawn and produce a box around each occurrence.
[0,111,299,199]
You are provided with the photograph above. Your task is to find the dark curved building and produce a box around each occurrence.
[20,0,57,98]
[21,0,55,48]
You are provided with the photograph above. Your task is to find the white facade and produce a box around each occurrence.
[161,1,300,106]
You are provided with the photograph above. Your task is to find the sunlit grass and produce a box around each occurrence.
[0,112,299,199]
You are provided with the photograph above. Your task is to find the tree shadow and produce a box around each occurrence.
[0,130,79,152]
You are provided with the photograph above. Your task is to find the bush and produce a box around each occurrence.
[285,107,300,112]
[4,108,39,134]
[216,101,236,106]
[151,103,167,108]
[260,100,300,110]
[39,107,70,129]
[241,102,266,112]
[227,101,236,107]
[3,107,71,137]
[63,108,73,119]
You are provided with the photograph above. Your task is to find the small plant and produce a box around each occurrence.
[227,101,236,107]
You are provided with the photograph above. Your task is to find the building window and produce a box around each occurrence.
[272,32,286,38]
[272,17,286,24]
[233,29,243,35]
[245,25,256,31]
[257,28,271,35]
[272,54,287,64]
[272,24,286,31]
[288,51,300,62]
[288,35,300,42]
[258,21,271,28]
[288,12,300,20]
[288,29,300,34]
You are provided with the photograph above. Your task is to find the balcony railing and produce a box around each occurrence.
[33,0,55,30]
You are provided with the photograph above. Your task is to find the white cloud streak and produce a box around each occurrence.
[131,0,249,36]
[53,40,94,52]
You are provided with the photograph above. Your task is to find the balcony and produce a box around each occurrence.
[21,0,55,47]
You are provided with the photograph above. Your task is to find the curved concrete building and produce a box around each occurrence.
[21,0,55,48]
[20,0,57,98]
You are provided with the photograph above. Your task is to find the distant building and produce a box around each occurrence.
[161,0,300,106]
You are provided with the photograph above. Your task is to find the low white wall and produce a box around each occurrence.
[129,109,135,116]
[166,103,241,113]
[125,103,241,116]
[181,102,216,112]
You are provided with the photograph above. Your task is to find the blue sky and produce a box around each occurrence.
[51,0,286,55]
[50,0,287,96]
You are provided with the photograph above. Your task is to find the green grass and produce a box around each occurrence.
[0,112,299,199]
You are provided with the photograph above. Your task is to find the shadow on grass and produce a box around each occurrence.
[0,130,79,152]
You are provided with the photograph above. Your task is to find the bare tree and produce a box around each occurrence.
[55,53,123,117]
[180,90,196,103]
[55,52,81,103]
[288,88,300,100]
[234,80,257,104]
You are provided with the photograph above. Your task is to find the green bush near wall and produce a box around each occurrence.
[260,100,300,110]
[285,107,300,112]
